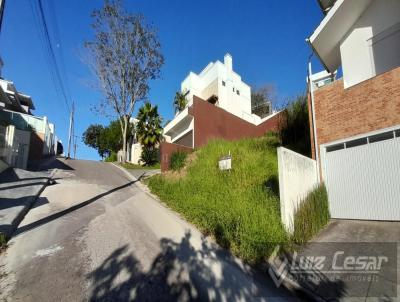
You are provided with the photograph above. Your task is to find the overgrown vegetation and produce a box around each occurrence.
[292,185,330,244]
[170,151,187,171]
[279,95,311,157]
[148,134,288,263]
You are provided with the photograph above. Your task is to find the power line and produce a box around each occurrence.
[29,0,71,113]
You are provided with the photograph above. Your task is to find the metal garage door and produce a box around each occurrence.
[323,128,400,220]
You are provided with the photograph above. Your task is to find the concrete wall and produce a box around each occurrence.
[340,0,400,88]
[191,96,282,148]
[278,147,319,233]
[160,142,193,172]
[309,66,400,171]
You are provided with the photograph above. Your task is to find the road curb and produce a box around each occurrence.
[110,163,162,199]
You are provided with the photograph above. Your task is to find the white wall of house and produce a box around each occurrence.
[340,0,400,88]
[181,54,252,121]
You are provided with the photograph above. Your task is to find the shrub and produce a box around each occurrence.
[105,152,117,162]
[0,233,6,248]
[170,151,187,171]
[292,184,330,244]
[279,95,311,157]
[141,147,159,166]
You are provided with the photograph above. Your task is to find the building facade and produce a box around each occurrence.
[308,0,400,221]
[163,54,279,150]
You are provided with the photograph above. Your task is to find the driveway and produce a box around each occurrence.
[278,219,400,301]
[0,159,295,301]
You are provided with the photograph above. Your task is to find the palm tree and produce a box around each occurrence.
[136,102,163,150]
[173,91,188,114]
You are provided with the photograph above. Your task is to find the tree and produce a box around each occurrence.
[84,0,164,162]
[173,91,188,114]
[251,84,276,118]
[136,102,163,165]
[82,124,107,158]
[82,120,134,159]
[279,95,311,157]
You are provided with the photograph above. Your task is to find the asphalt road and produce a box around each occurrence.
[0,159,296,301]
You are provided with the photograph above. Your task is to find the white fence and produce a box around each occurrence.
[277,147,318,233]
[0,125,30,170]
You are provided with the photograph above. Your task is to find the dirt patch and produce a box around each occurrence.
[163,152,198,180]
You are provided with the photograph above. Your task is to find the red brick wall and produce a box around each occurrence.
[191,96,282,148]
[312,67,400,149]
[160,142,193,172]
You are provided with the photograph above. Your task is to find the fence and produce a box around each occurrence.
[0,124,30,170]
[277,147,319,233]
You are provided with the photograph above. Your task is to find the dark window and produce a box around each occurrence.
[222,81,226,86]
[236,90,240,95]
[326,143,345,153]
[345,137,368,149]
[368,131,394,143]
[395,129,400,138]
[233,87,235,92]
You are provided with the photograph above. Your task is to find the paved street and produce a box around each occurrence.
[0,159,295,301]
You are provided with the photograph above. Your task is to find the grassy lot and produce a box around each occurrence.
[119,162,160,170]
[148,134,289,263]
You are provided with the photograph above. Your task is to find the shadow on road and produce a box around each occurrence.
[13,179,138,236]
[88,231,284,301]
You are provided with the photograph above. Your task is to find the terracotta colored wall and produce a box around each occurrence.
[191,96,282,148]
[160,142,193,172]
[312,67,400,148]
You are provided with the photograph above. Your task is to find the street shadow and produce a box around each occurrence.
[30,157,74,172]
[88,231,287,301]
[13,180,138,236]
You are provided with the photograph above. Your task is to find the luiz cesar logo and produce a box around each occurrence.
[266,242,397,298]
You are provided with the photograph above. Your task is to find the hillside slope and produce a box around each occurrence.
[148,134,288,263]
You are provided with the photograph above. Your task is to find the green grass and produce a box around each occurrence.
[119,162,160,170]
[170,151,187,171]
[0,233,6,249]
[148,134,289,263]
[292,185,330,244]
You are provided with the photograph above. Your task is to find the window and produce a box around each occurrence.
[395,129,400,138]
[326,143,344,153]
[368,131,394,143]
[345,137,367,149]
[222,81,226,86]
[233,87,235,92]
[236,90,240,95]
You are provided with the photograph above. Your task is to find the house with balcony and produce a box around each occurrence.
[0,77,57,169]
[307,0,400,221]
[161,54,282,170]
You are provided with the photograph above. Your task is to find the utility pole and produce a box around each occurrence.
[67,101,74,159]
[73,135,77,159]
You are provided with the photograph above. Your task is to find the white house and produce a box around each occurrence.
[164,54,276,146]
[307,0,400,221]
[309,0,400,88]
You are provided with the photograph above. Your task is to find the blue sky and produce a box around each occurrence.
[0,0,324,160]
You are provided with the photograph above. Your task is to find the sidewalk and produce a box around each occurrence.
[0,167,53,239]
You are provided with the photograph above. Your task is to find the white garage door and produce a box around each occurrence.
[323,128,400,220]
